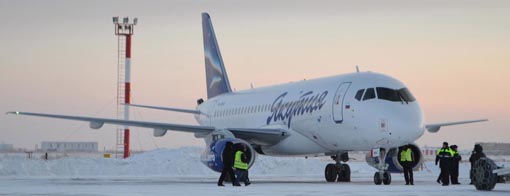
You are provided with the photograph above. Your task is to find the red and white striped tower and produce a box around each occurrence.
[113,17,137,158]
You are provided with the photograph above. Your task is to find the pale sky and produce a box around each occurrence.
[1,0,509,151]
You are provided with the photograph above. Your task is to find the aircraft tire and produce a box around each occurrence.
[337,164,351,182]
[382,171,391,185]
[325,164,337,182]
[472,158,498,191]
[374,172,382,185]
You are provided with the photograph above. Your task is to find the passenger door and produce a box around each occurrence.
[332,82,351,123]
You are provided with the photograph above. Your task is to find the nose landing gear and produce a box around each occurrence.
[325,152,351,182]
[372,148,391,185]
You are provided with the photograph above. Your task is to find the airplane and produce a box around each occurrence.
[7,12,488,185]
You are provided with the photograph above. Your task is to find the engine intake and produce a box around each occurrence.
[200,138,256,172]
[366,143,423,173]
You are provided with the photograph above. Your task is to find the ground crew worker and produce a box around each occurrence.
[436,142,454,186]
[217,142,237,186]
[469,144,486,184]
[399,145,414,185]
[450,145,461,185]
[233,144,251,186]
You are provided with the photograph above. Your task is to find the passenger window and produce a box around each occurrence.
[363,88,376,100]
[355,89,365,101]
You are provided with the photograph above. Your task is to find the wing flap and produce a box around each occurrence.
[228,128,290,146]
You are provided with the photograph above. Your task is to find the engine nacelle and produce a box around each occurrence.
[365,143,423,173]
[200,138,256,172]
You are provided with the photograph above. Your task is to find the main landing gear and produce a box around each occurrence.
[325,152,351,182]
[373,148,391,185]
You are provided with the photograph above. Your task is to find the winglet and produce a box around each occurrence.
[425,119,488,133]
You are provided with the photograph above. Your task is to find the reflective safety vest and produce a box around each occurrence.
[400,148,413,162]
[234,151,248,170]
[437,147,454,157]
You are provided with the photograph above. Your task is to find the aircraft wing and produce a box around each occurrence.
[6,111,289,146]
[6,111,214,134]
[227,128,290,146]
[425,119,488,133]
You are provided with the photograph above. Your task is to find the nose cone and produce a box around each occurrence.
[390,102,424,143]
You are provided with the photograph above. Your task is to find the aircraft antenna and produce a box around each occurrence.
[113,16,137,158]
[356,65,360,73]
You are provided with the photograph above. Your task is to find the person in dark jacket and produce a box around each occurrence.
[469,144,486,184]
[436,142,453,186]
[450,145,461,185]
[217,142,238,186]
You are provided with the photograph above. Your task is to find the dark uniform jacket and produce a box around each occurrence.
[222,147,234,168]
[436,147,453,168]
[469,147,486,167]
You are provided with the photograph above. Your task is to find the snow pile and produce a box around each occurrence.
[0,147,349,177]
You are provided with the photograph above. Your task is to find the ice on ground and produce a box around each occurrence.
[0,146,507,178]
[1,147,509,196]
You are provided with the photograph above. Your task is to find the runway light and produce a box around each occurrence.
[112,16,119,24]
[123,17,129,24]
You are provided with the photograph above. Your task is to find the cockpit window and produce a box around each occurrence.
[362,88,375,100]
[376,87,416,103]
[399,88,416,102]
[376,87,401,102]
[355,89,365,101]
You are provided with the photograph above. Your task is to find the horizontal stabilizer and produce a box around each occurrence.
[425,119,488,133]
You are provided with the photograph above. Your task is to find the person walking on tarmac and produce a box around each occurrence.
[399,144,414,185]
[233,144,251,186]
[469,144,486,184]
[436,142,454,186]
[450,145,461,185]
[218,142,237,186]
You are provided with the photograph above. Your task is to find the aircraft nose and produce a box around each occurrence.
[390,109,424,142]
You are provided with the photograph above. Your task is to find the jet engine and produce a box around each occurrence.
[200,138,256,172]
[365,143,423,173]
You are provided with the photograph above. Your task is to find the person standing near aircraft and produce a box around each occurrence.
[233,144,251,186]
[469,144,486,184]
[450,145,461,185]
[218,142,237,186]
[436,142,453,186]
[399,145,414,185]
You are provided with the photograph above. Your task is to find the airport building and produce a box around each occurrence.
[478,142,510,155]
[41,141,98,152]
[0,143,14,151]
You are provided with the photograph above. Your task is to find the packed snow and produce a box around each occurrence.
[1,147,509,195]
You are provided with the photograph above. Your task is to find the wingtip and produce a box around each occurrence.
[6,111,20,115]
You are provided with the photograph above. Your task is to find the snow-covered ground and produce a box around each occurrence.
[1,147,509,195]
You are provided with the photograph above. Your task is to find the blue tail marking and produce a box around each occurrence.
[202,13,232,99]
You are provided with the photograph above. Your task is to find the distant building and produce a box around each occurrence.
[478,142,510,155]
[0,143,14,151]
[41,141,98,152]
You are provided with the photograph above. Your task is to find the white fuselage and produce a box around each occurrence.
[196,72,425,156]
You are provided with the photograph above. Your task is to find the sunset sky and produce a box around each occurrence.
[1,0,509,151]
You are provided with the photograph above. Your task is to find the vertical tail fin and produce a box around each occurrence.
[202,13,232,99]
